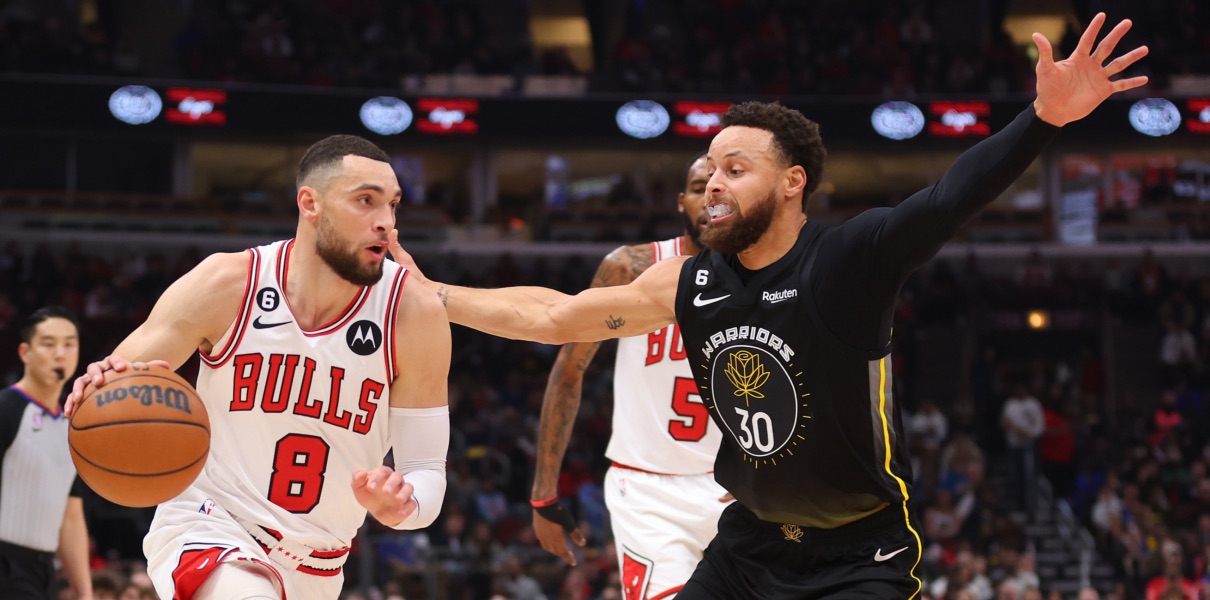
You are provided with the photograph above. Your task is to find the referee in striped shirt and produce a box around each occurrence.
[0,306,93,599]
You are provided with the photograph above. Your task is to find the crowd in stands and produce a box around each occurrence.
[1,0,1208,95]
[3,238,1210,599]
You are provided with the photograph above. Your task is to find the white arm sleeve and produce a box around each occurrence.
[389,406,449,530]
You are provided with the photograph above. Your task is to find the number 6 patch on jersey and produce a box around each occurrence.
[622,547,654,600]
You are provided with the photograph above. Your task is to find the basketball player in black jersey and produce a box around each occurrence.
[392,14,1147,599]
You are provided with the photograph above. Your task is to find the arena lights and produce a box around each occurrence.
[616,100,670,139]
[1186,99,1210,134]
[165,88,227,126]
[416,98,479,135]
[927,101,990,137]
[359,97,413,135]
[1128,98,1180,137]
[108,85,162,125]
[870,101,925,140]
[673,101,730,137]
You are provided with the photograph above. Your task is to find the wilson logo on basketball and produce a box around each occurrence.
[93,384,194,414]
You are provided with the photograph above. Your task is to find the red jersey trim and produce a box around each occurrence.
[649,585,685,600]
[199,248,259,368]
[275,240,371,337]
[609,461,713,476]
[384,268,408,384]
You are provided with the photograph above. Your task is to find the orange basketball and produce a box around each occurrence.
[69,365,209,507]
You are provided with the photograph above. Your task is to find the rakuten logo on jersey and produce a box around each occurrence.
[761,289,798,304]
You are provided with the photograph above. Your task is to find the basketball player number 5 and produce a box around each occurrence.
[669,377,709,442]
[267,434,331,513]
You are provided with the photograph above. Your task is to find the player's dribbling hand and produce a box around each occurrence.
[385,229,429,285]
[533,501,587,566]
[352,466,417,528]
[64,354,171,418]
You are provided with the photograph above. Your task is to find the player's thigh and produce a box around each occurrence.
[195,563,282,600]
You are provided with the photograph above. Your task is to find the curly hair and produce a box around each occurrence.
[720,102,827,200]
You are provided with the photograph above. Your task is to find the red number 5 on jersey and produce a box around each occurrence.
[669,377,709,442]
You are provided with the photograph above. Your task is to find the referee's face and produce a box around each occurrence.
[19,317,79,388]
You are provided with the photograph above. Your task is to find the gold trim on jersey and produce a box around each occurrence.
[877,357,923,599]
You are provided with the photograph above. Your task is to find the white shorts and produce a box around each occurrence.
[144,488,346,600]
[604,465,732,600]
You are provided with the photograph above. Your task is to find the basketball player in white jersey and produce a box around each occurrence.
[64,135,451,600]
[530,154,731,600]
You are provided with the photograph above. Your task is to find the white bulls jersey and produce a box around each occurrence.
[188,239,406,550]
[608,237,721,475]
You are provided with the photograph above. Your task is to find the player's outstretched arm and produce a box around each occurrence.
[387,231,680,344]
[533,245,650,565]
[64,252,250,416]
[846,13,1149,287]
[353,278,451,529]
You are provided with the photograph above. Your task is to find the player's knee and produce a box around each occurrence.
[194,562,283,600]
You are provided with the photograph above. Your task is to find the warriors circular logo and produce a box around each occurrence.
[709,345,799,458]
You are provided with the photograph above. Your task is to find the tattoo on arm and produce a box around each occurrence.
[436,286,450,307]
[605,315,625,330]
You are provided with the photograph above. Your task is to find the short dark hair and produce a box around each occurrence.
[721,102,827,199]
[19,305,79,344]
[683,151,707,184]
[296,135,391,190]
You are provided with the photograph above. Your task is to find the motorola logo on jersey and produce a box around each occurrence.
[346,321,382,355]
[256,288,281,312]
[709,345,799,458]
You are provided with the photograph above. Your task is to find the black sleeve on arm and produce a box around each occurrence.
[811,106,1059,353]
[0,393,23,456]
[871,105,1059,280]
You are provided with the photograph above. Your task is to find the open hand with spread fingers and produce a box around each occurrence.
[1032,12,1149,127]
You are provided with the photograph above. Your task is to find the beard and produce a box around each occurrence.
[699,188,777,255]
[680,210,704,249]
[316,214,384,286]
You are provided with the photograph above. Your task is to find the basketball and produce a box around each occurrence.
[69,365,210,508]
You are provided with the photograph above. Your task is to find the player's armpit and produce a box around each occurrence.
[114,251,251,369]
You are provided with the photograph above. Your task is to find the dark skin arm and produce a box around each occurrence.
[532,244,652,566]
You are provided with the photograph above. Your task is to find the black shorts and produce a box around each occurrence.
[679,502,924,599]
[0,540,56,600]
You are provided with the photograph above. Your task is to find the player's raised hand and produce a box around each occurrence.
[1032,12,1149,127]
[533,499,586,565]
[352,466,417,528]
[386,229,429,285]
[64,354,171,417]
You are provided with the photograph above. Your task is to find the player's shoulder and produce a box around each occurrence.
[189,250,255,283]
[396,270,448,323]
[596,241,658,285]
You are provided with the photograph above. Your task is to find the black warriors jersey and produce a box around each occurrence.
[675,223,913,528]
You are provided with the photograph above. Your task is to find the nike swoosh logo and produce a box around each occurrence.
[693,293,731,307]
[196,557,210,570]
[874,546,909,562]
[252,316,293,329]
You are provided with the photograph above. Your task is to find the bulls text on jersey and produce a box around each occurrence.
[228,352,384,435]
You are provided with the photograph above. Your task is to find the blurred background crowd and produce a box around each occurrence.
[2,0,1210,599]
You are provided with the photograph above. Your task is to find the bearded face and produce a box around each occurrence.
[699,187,778,255]
[316,211,384,286]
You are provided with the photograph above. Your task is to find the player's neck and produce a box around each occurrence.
[12,377,63,413]
[284,245,366,330]
[735,212,808,271]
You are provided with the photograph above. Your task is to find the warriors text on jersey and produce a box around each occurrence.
[191,239,407,550]
[609,237,721,475]
[674,106,1058,528]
